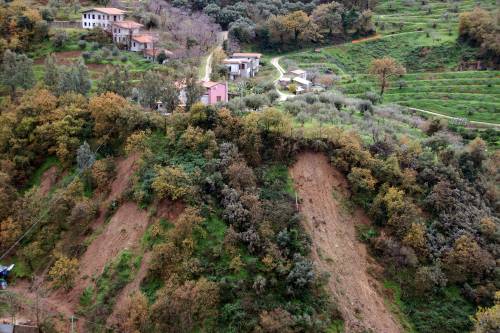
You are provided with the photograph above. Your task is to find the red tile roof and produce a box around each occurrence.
[112,20,143,29]
[132,34,155,44]
[83,8,126,15]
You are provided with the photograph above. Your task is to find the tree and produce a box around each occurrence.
[161,80,180,113]
[258,308,295,333]
[97,66,132,97]
[89,92,130,140]
[443,235,495,283]
[311,2,344,36]
[76,141,95,171]
[347,167,377,194]
[57,60,91,96]
[48,255,79,290]
[152,165,191,201]
[1,50,35,99]
[151,278,219,333]
[139,71,164,108]
[185,75,204,111]
[43,53,60,91]
[368,57,406,96]
[459,8,499,57]
[472,291,500,333]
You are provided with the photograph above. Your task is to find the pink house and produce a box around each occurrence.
[200,81,228,105]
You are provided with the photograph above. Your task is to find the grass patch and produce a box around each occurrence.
[25,156,60,190]
[78,250,138,329]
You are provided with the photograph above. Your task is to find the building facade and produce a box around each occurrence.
[81,8,125,29]
[112,20,143,45]
[200,81,228,105]
[223,52,262,80]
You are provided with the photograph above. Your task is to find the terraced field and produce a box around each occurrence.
[280,0,499,124]
[342,71,500,123]
[374,0,497,36]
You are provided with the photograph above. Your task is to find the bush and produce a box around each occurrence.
[51,31,68,49]
[48,256,79,291]
[78,40,86,50]
[120,54,128,62]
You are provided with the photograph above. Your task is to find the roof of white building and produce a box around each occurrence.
[82,8,126,15]
[232,52,262,59]
[290,69,306,75]
[113,20,143,29]
[132,34,155,44]
[223,58,251,64]
[292,77,312,85]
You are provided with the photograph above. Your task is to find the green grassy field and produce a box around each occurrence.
[342,71,500,123]
[280,0,499,124]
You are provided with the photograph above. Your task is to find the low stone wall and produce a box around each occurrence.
[49,20,82,29]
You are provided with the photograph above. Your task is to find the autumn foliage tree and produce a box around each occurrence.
[48,255,79,291]
[369,57,406,96]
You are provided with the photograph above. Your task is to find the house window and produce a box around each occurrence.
[83,14,87,19]
[217,96,222,102]
[93,23,95,26]
[92,14,95,19]
[119,29,121,33]
[98,15,101,19]
[239,64,244,69]
[114,15,117,21]
[133,42,136,47]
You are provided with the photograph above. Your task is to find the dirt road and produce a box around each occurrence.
[270,56,294,102]
[290,152,401,333]
[201,31,228,82]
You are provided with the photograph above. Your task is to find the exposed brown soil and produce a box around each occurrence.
[34,51,83,65]
[351,34,381,43]
[38,166,59,196]
[92,153,140,226]
[290,152,401,333]
[67,201,150,308]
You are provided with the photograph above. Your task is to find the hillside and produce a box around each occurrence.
[0,0,499,332]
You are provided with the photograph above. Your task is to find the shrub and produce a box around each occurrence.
[78,40,86,50]
[48,256,79,291]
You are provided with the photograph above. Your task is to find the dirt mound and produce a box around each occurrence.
[38,166,59,196]
[290,152,401,333]
[67,201,150,309]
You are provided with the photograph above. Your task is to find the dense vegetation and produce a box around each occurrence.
[0,0,498,332]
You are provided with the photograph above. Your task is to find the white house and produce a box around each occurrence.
[81,8,125,29]
[289,69,307,80]
[223,58,251,80]
[232,53,261,74]
[112,20,143,45]
[292,77,312,93]
[223,52,262,80]
[130,34,156,52]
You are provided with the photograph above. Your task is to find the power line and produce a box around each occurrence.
[0,128,115,261]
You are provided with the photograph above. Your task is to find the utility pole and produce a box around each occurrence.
[70,315,75,333]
